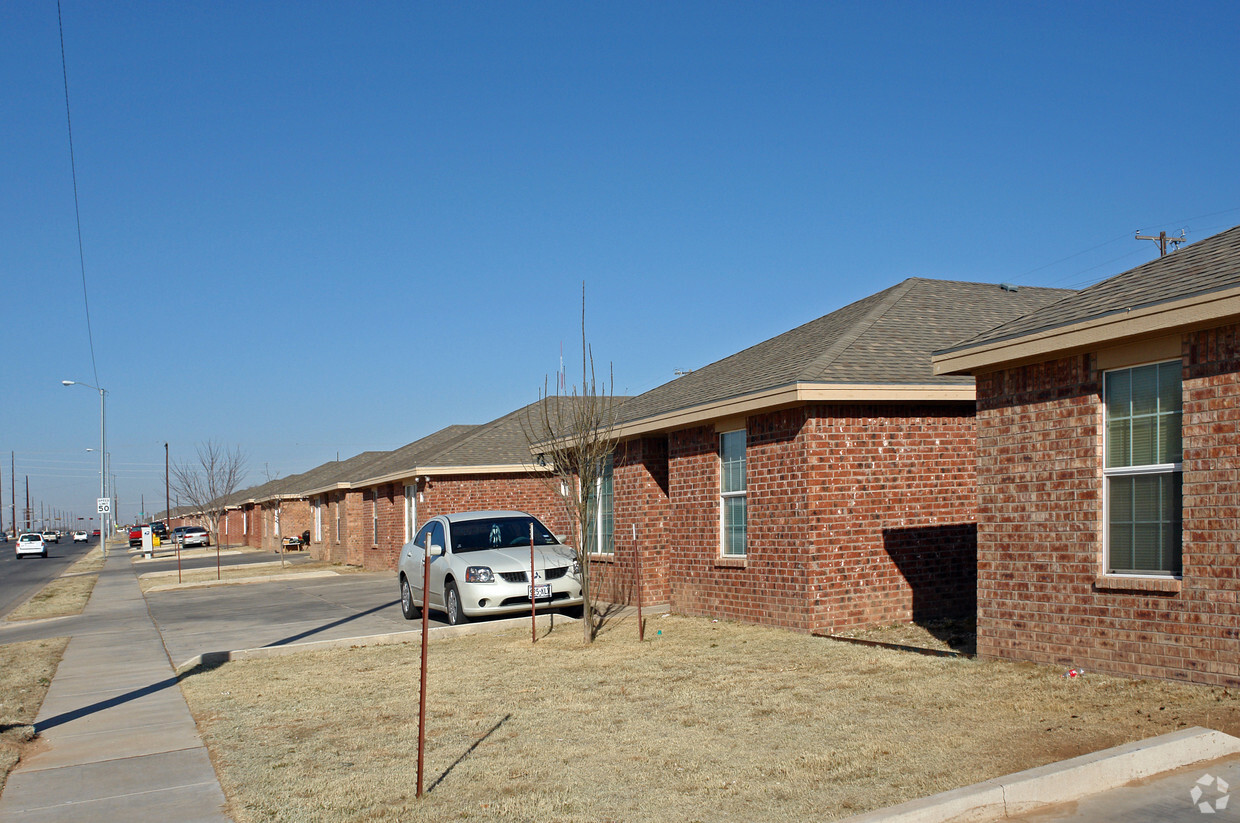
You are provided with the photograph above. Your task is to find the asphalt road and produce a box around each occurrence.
[0,534,98,618]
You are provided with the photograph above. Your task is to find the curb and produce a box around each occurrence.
[174,611,579,673]
[837,727,1240,823]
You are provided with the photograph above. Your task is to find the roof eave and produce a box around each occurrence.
[613,381,975,440]
[933,285,1240,375]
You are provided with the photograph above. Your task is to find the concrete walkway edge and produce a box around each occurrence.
[838,727,1240,823]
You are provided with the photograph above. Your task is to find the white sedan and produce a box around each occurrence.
[72,531,89,543]
[398,510,583,625]
[16,533,47,558]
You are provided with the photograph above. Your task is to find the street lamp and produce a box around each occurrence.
[62,379,108,552]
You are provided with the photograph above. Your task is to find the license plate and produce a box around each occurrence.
[529,583,551,600]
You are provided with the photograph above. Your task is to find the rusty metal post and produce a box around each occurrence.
[634,523,644,641]
[530,523,537,643]
[417,536,431,797]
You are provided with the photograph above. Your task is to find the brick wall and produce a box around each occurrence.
[591,435,673,607]
[309,491,350,565]
[659,405,977,634]
[807,404,978,634]
[324,473,567,571]
[974,328,1240,686]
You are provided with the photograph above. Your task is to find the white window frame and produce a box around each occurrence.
[1102,359,1182,577]
[273,506,280,538]
[588,455,615,555]
[404,485,417,543]
[334,500,340,543]
[372,489,380,546]
[313,498,322,542]
[243,511,248,535]
[719,429,747,557]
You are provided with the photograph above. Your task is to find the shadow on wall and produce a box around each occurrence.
[882,522,977,623]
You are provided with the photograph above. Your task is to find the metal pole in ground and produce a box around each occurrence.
[530,523,537,643]
[417,535,431,798]
[634,523,644,641]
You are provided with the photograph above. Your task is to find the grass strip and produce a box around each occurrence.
[6,548,105,622]
[179,613,1240,823]
[0,637,70,795]
[138,561,358,593]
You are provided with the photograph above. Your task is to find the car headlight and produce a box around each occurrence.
[570,558,581,577]
[465,566,494,583]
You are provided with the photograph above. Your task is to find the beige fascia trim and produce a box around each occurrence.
[297,482,352,497]
[416,463,551,477]
[612,382,974,440]
[933,286,1240,375]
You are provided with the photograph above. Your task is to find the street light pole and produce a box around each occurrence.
[62,380,107,554]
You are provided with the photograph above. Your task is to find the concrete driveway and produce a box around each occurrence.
[144,570,443,668]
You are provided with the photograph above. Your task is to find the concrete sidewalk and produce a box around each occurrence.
[0,554,229,822]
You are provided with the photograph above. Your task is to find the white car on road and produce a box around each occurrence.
[398,511,583,625]
[72,530,89,543]
[16,533,47,558]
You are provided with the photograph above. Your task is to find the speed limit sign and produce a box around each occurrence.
[97,497,111,514]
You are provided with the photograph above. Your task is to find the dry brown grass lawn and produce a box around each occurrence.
[0,637,70,795]
[179,614,1240,823]
[138,561,359,592]
[5,548,105,622]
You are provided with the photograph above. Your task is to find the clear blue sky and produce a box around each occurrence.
[4,1,1239,528]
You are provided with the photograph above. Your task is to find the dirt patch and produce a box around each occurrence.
[0,637,70,794]
[178,614,1240,822]
[832,617,977,655]
[5,548,105,621]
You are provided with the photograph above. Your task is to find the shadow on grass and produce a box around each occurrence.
[427,713,511,793]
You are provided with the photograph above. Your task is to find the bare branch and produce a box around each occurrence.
[169,440,248,548]
[521,282,621,643]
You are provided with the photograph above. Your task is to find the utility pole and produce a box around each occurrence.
[25,476,30,530]
[165,443,170,528]
[1135,229,1186,257]
[10,453,15,537]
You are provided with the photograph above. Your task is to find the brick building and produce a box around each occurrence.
[344,401,582,571]
[593,278,1071,633]
[933,225,1240,686]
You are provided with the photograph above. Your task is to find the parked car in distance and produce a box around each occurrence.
[174,525,210,548]
[397,510,583,626]
[72,530,89,543]
[129,525,145,548]
[41,530,59,544]
[92,529,101,536]
[150,521,168,540]
[16,532,47,558]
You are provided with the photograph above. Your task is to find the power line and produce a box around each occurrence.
[57,0,100,389]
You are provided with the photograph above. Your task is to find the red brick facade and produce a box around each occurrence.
[302,473,569,572]
[974,324,1240,686]
[605,404,979,633]
[591,436,673,607]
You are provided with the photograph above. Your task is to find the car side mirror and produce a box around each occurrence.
[428,543,445,557]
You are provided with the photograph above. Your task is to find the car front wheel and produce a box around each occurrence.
[400,576,420,620]
[445,581,467,626]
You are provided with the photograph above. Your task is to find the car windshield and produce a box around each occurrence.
[450,517,559,553]
[186,527,206,535]
[20,535,39,542]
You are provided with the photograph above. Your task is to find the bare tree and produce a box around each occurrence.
[169,441,248,551]
[523,284,621,644]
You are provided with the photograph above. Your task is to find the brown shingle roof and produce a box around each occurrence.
[418,397,623,470]
[941,224,1240,353]
[616,277,1073,426]
[346,425,480,486]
